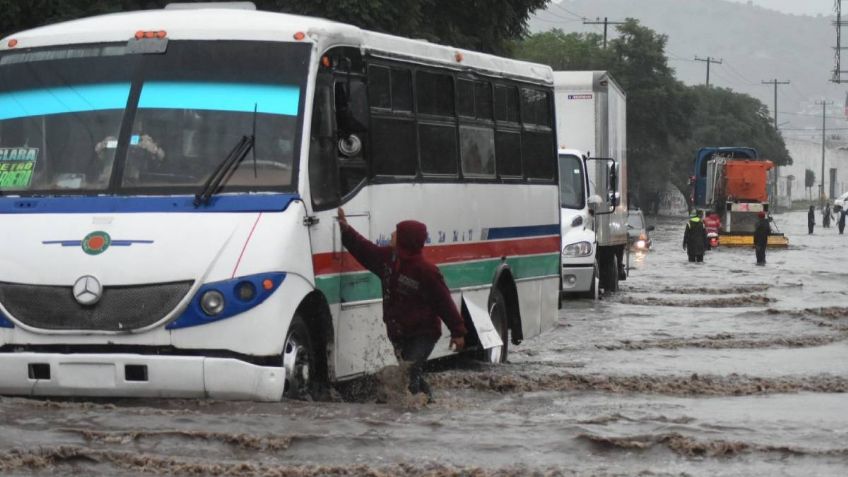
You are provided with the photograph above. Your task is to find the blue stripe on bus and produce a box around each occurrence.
[0,194,300,214]
[138,82,300,116]
[483,224,560,240]
[0,83,132,120]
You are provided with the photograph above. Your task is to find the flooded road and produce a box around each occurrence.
[2,210,847,476]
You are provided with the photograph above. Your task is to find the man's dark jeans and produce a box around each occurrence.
[391,335,439,397]
[755,245,766,265]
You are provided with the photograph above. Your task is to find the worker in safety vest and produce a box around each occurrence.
[683,214,708,262]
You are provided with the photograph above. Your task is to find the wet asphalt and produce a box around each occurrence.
[1,209,847,476]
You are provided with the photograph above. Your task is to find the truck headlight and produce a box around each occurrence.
[563,241,593,257]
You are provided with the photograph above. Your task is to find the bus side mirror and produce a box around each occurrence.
[609,163,619,207]
[587,194,604,214]
[337,79,369,134]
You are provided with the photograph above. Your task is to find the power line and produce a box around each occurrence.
[721,60,759,86]
[550,2,589,20]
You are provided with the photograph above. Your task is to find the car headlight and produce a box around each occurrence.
[563,241,593,257]
[634,239,646,249]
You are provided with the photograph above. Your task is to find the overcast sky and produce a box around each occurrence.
[726,0,833,16]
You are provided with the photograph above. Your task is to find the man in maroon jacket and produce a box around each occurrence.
[337,208,467,400]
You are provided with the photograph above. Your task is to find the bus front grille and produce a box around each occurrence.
[0,281,193,331]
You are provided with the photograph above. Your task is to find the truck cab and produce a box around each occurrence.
[559,148,598,297]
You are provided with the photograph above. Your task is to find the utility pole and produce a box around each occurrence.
[694,56,723,87]
[583,17,626,48]
[761,79,790,130]
[816,99,834,205]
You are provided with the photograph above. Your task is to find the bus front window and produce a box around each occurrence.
[0,40,309,196]
[558,154,585,209]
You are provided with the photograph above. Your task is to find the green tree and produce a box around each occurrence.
[805,168,815,200]
[604,20,694,209]
[510,28,610,70]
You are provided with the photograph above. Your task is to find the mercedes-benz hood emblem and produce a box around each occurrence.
[73,275,103,306]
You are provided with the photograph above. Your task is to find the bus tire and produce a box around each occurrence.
[480,288,509,363]
[600,253,619,293]
[282,313,321,400]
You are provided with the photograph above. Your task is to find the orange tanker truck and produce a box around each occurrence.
[691,147,788,247]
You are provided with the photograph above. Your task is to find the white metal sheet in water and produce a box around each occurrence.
[462,294,503,350]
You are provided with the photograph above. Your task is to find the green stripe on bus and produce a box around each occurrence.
[315,253,559,304]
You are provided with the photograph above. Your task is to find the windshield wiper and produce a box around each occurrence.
[193,134,254,207]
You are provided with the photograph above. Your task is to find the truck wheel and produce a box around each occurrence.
[480,288,509,363]
[588,260,600,300]
[619,249,629,281]
[282,314,320,400]
[600,253,619,293]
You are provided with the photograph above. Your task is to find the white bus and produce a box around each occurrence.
[0,3,561,401]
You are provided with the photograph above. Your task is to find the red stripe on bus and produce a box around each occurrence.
[231,212,263,278]
[312,236,560,276]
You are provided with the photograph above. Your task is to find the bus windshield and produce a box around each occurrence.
[558,154,585,209]
[0,40,309,196]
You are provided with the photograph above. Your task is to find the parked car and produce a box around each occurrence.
[834,191,848,212]
[627,209,654,251]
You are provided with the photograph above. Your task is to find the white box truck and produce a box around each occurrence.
[554,71,628,297]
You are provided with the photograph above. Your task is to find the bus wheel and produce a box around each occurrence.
[481,288,509,363]
[282,314,315,400]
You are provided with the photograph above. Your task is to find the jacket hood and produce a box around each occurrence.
[396,220,427,256]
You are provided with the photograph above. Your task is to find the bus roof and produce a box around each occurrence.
[1,7,553,85]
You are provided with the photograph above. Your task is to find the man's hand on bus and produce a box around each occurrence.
[337,207,348,228]
[449,336,465,351]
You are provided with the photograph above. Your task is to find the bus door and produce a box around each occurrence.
[308,48,394,378]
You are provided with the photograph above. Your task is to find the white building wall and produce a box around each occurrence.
[779,137,848,203]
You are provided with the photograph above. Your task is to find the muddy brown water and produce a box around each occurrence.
[2,210,847,476]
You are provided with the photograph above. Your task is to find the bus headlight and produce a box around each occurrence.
[200,290,225,316]
[563,241,593,257]
[236,281,257,302]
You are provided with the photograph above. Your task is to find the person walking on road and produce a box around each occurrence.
[337,208,467,402]
[808,205,816,234]
[839,208,847,235]
[823,202,834,228]
[683,214,708,263]
[753,211,770,265]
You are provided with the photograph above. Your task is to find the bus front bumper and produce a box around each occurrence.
[561,264,594,292]
[0,353,284,401]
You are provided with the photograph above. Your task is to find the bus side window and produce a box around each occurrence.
[494,84,522,179]
[309,80,340,210]
[368,63,417,178]
[520,87,555,181]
